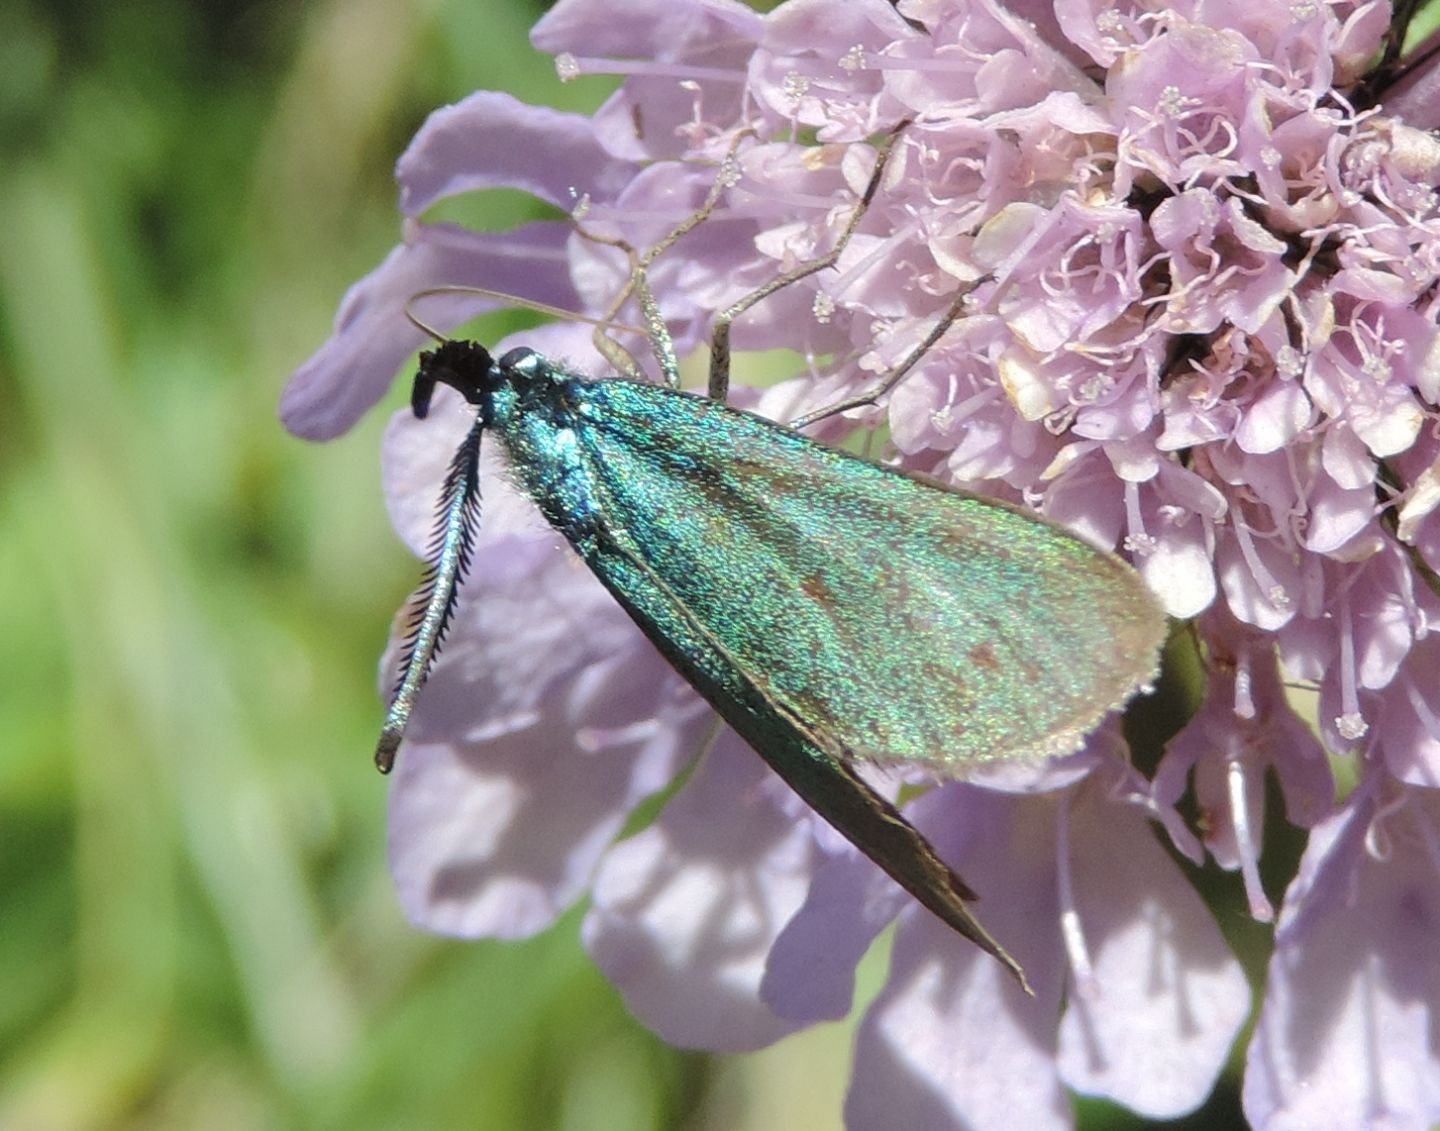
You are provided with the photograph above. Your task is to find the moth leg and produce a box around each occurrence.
[692,118,986,427]
[787,280,983,431]
[577,129,756,389]
[705,119,911,404]
[570,225,650,383]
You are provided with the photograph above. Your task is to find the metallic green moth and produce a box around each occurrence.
[376,339,1167,991]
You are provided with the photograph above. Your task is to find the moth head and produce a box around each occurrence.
[412,340,496,418]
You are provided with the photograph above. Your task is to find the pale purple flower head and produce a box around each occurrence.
[283,0,1440,1125]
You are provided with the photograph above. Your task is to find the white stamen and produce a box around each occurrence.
[1275,345,1303,378]
[1157,85,1190,119]
[1096,9,1124,35]
[1056,796,1100,999]
[1336,712,1370,740]
[1234,646,1255,720]
[1232,517,1291,614]
[1335,596,1368,742]
[1122,481,1158,556]
[554,52,580,82]
[1228,758,1275,921]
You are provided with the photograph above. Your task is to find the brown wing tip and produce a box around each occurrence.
[934,886,1034,996]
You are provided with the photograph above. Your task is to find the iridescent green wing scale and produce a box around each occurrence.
[572,379,1166,773]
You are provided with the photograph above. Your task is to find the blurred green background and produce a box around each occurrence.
[0,2,1252,1128]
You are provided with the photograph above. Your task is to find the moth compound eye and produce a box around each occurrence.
[497,347,539,373]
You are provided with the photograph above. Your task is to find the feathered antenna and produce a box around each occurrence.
[375,410,484,773]
[376,287,649,773]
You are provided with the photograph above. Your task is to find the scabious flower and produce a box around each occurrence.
[282,0,1440,1125]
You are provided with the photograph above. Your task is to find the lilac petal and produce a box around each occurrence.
[967,748,1100,794]
[388,726,655,939]
[384,541,644,750]
[1057,782,1252,1117]
[1332,0,1391,79]
[751,0,915,138]
[759,770,927,1024]
[1376,638,1440,786]
[380,398,544,561]
[1235,381,1313,454]
[561,158,797,365]
[1386,32,1440,129]
[850,759,1245,1128]
[1141,517,1217,620]
[1321,423,1376,489]
[576,160,771,309]
[758,846,904,1023]
[848,788,1070,1131]
[531,0,761,60]
[583,732,818,1052]
[884,27,1089,120]
[279,220,577,439]
[1217,524,1301,630]
[396,91,638,216]
[1053,0,1128,67]
[387,573,705,936]
[383,459,708,938]
[1351,549,1418,691]
[1157,627,1334,897]
[1304,474,1377,554]
[1000,0,1094,66]
[1244,781,1440,1129]
[849,909,1071,1131]
[766,743,1088,1025]
[764,745,1102,1026]
[387,685,694,938]
[1041,447,1124,545]
[535,0,762,162]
